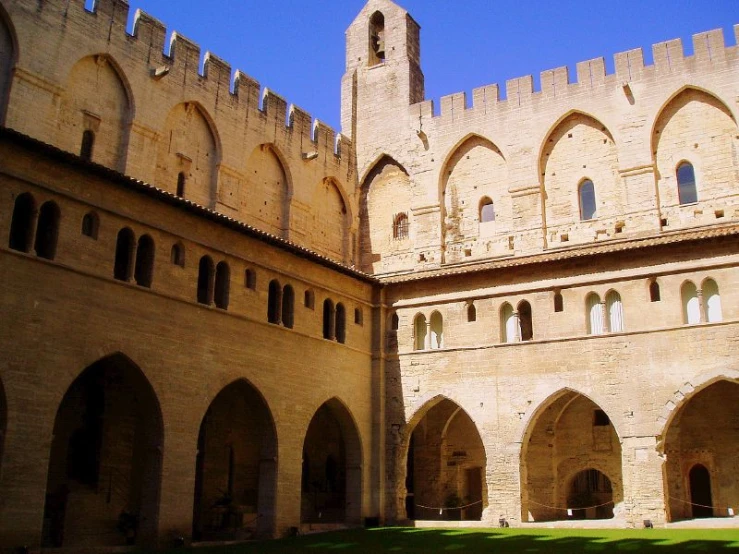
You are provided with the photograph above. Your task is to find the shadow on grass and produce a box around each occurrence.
[139,527,739,554]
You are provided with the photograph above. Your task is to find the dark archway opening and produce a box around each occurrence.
[663,380,739,520]
[42,354,163,548]
[567,469,614,520]
[9,192,35,253]
[192,380,277,541]
[520,390,623,522]
[405,398,486,522]
[689,464,713,518]
[301,400,362,526]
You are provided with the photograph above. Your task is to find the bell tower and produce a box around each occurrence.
[341,0,424,157]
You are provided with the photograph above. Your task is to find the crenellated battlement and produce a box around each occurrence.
[417,25,739,122]
[4,0,350,157]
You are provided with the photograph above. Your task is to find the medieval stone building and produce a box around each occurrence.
[0,0,737,550]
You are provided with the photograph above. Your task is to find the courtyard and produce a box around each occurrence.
[139,527,739,553]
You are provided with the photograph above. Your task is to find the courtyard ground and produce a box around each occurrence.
[140,527,739,553]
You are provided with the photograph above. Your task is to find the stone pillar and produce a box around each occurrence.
[484,442,522,527]
[601,301,608,333]
[620,436,667,527]
[513,312,521,342]
[697,288,706,323]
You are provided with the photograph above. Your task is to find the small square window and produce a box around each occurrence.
[245,269,257,290]
[354,307,363,325]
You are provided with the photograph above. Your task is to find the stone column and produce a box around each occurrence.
[620,436,667,527]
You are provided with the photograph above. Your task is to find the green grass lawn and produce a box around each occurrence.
[139,527,739,553]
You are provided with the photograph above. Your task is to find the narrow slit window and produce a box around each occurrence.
[176,172,186,198]
[245,268,256,290]
[80,130,95,161]
[9,193,35,253]
[336,303,347,343]
[554,292,564,313]
[171,243,185,267]
[114,228,135,282]
[304,289,315,309]
[649,280,660,302]
[579,179,596,221]
[214,262,230,309]
[34,201,61,260]
[197,256,214,305]
[677,162,697,205]
[81,212,99,239]
[134,235,155,287]
[323,299,336,340]
[268,280,282,324]
[282,285,295,328]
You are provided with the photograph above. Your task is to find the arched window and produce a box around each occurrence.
[245,268,256,290]
[176,172,186,198]
[554,292,564,313]
[171,242,185,267]
[114,228,135,281]
[197,255,214,305]
[479,197,495,223]
[586,293,604,335]
[282,284,295,328]
[134,234,155,287]
[430,311,443,349]
[681,281,700,324]
[467,303,477,322]
[304,289,315,309]
[649,280,661,302]
[80,130,95,161]
[323,299,336,340]
[34,201,60,260]
[413,314,427,350]
[500,303,516,343]
[81,212,99,239]
[703,279,722,323]
[369,11,385,66]
[677,162,697,205]
[336,303,347,344]
[518,301,533,341]
[606,290,624,332]
[579,179,596,221]
[268,280,282,324]
[393,213,409,240]
[214,262,230,309]
[9,193,35,253]
[391,312,399,331]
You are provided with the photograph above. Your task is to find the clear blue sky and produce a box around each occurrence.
[109,0,737,133]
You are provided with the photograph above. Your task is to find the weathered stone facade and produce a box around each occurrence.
[0,0,737,551]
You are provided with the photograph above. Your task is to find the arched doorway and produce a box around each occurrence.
[689,464,713,518]
[663,379,738,520]
[520,390,623,521]
[192,380,277,540]
[43,354,163,548]
[567,469,614,520]
[404,398,486,521]
[301,399,362,525]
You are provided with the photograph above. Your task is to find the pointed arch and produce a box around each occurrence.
[539,111,620,240]
[242,143,292,239]
[440,133,508,262]
[301,397,363,525]
[312,177,352,263]
[43,353,163,548]
[660,376,739,521]
[57,54,134,172]
[193,378,278,539]
[156,101,221,209]
[0,3,18,124]
[359,154,412,274]
[652,87,737,212]
[399,395,487,522]
[519,388,623,522]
